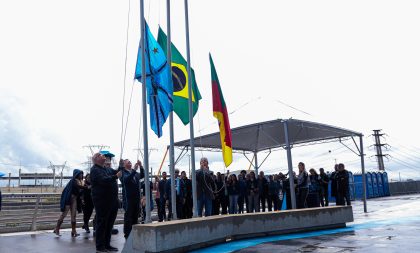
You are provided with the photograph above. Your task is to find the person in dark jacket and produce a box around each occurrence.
[267,174,281,211]
[227,174,239,214]
[307,168,321,208]
[90,153,122,253]
[319,168,329,206]
[196,157,215,217]
[0,188,2,212]
[257,171,268,212]
[237,173,247,213]
[281,173,292,210]
[119,159,144,238]
[336,163,351,206]
[246,172,259,212]
[139,178,153,223]
[296,162,309,209]
[330,164,339,205]
[180,171,193,219]
[82,173,94,233]
[54,169,84,237]
[158,172,169,221]
[166,169,183,219]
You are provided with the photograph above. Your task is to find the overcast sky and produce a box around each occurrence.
[1,0,420,181]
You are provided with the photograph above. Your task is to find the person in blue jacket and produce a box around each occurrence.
[54,169,85,237]
[119,159,144,239]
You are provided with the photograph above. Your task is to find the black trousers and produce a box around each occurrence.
[238,195,245,213]
[83,203,94,226]
[260,195,267,212]
[321,185,329,207]
[267,194,280,211]
[94,199,118,250]
[297,188,308,209]
[336,189,351,206]
[123,201,140,238]
[157,198,166,222]
[220,196,228,214]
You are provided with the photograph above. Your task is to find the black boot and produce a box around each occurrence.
[53,220,63,236]
[82,223,90,233]
[71,222,80,237]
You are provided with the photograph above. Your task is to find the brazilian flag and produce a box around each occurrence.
[157,27,202,125]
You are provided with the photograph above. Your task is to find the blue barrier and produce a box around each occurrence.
[348,171,355,201]
[381,172,390,196]
[371,172,379,197]
[376,172,384,197]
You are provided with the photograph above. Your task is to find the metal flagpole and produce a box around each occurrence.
[140,0,151,223]
[184,0,198,218]
[360,135,368,213]
[167,0,177,220]
[283,120,297,209]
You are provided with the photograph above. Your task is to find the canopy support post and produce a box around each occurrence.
[284,120,297,209]
[359,135,368,213]
[254,152,258,174]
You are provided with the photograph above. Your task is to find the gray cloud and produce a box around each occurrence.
[0,93,67,175]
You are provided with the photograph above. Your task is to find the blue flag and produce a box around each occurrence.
[135,23,173,137]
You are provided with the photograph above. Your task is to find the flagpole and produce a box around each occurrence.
[140,0,151,223]
[184,0,198,218]
[166,0,177,220]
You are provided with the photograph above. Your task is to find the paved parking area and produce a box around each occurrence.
[1,195,420,253]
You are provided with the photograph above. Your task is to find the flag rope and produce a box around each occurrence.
[120,0,133,159]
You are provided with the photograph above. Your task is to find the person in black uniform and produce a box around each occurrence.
[82,173,94,233]
[119,159,144,239]
[330,164,339,205]
[257,171,268,212]
[158,172,169,221]
[180,171,193,219]
[336,163,351,206]
[90,153,122,253]
[319,168,329,206]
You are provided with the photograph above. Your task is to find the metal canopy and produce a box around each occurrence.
[174,118,367,213]
[174,118,362,152]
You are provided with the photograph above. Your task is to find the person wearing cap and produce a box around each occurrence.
[90,152,122,253]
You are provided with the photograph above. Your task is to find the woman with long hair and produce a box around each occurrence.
[53,169,85,237]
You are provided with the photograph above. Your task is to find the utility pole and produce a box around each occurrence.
[83,144,110,170]
[49,161,67,190]
[372,130,387,171]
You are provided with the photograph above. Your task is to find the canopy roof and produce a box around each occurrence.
[174,119,362,153]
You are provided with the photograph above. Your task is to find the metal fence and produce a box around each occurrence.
[389,181,420,196]
[0,193,125,234]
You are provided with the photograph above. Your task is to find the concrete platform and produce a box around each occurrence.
[3,195,420,253]
[122,206,353,253]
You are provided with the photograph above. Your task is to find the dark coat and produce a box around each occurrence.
[246,179,259,196]
[227,181,240,195]
[90,164,118,206]
[268,180,281,196]
[196,169,215,200]
[336,170,350,193]
[60,169,83,212]
[120,167,144,211]
[158,179,169,200]
[257,177,268,197]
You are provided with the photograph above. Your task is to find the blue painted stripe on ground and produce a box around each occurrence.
[190,216,420,253]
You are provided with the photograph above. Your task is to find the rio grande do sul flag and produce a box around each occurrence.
[210,54,232,167]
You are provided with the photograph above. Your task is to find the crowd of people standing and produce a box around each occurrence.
[53,152,351,253]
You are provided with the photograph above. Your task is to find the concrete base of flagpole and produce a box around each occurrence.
[122,206,353,253]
